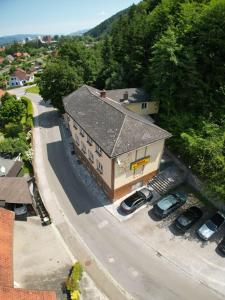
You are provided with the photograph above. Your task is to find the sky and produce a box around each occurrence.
[0,0,141,36]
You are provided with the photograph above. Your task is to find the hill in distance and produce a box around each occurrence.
[85,7,130,37]
[69,29,89,36]
[0,34,41,45]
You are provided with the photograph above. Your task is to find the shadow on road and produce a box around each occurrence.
[47,141,104,215]
[33,110,60,128]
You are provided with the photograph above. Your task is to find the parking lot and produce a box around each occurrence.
[122,185,225,297]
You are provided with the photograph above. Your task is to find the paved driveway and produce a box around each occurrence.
[10,87,224,300]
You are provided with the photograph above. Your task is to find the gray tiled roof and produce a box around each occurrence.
[105,88,151,103]
[63,85,171,158]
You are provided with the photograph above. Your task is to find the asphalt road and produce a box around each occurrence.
[11,87,224,300]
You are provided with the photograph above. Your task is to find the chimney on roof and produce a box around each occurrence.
[100,90,106,98]
[123,91,129,100]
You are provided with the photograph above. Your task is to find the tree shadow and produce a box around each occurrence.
[33,110,60,128]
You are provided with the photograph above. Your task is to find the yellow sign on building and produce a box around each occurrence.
[130,156,150,170]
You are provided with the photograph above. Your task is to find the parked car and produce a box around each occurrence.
[197,212,225,241]
[217,237,225,255]
[120,187,153,214]
[152,192,188,219]
[173,206,203,233]
[14,204,27,216]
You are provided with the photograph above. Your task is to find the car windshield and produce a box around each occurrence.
[206,220,217,231]
[124,193,139,207]
[158,196,177,210]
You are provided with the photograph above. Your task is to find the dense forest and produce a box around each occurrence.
[39,0,225,201]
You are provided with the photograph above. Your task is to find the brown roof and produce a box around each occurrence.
[13,52,22,57]
[0,287,57,300]
[0,89,5,98]
[0,208,14,287]
[7,161,23,177]
[0,177,33,204]
[11,68,31,81]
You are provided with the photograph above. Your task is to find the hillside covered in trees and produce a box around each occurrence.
[39,0,225,201]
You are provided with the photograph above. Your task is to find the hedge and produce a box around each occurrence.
[21,96,33,128]
[66,262,83,300]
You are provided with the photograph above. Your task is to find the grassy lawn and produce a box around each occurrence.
[26,85,40,94]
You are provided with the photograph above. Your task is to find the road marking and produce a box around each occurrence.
[107,256,115,263]
[98,220,109,229]
[129,268,139,278]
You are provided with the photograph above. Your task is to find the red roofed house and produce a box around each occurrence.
[0,89,5,98]
[0,208,57,300]
[9,68,34,87]
[13,52,22,58]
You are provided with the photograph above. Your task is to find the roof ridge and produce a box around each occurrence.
[86,85,169,134]
[110,115,127,157]
[86,85,126,118]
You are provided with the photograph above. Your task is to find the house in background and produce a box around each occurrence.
[8,68,34,87]
[63,85,171,202]
[106,88,159,116]
[6,54,14,63]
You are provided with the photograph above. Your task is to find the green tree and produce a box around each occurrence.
[0,95,26,126]
[39,61,82,111]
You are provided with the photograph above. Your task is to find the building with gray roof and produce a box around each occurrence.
[63,85,171,201]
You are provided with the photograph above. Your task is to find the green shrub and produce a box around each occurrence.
[20,96,33,129]
[26,116,33,128]
[66,262,83,293]
[71,290,80,300]
[4,123,23,137]
[21,96,33,115]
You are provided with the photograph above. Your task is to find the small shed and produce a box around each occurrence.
[0,177,33,207]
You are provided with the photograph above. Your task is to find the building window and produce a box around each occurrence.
[87,136,93,146]
[97,160,103,174]
[88,150,94,163]
[74,134,80,146]
[141,102,147,109]
[11,77,13,80]
[81,141,86,154]
[73,120,78,129]
[96,145,102,156]
[80,128,85,137]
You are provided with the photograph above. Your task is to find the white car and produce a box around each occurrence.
[14,204,27,216]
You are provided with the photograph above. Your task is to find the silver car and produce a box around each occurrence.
[197,212,225,240]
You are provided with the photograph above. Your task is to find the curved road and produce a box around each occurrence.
[12,87,223,300]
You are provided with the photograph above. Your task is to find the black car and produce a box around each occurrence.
[120,187,153,214]
[152,192,188,219]
[173,206,203,233]
[217,237,225,255]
